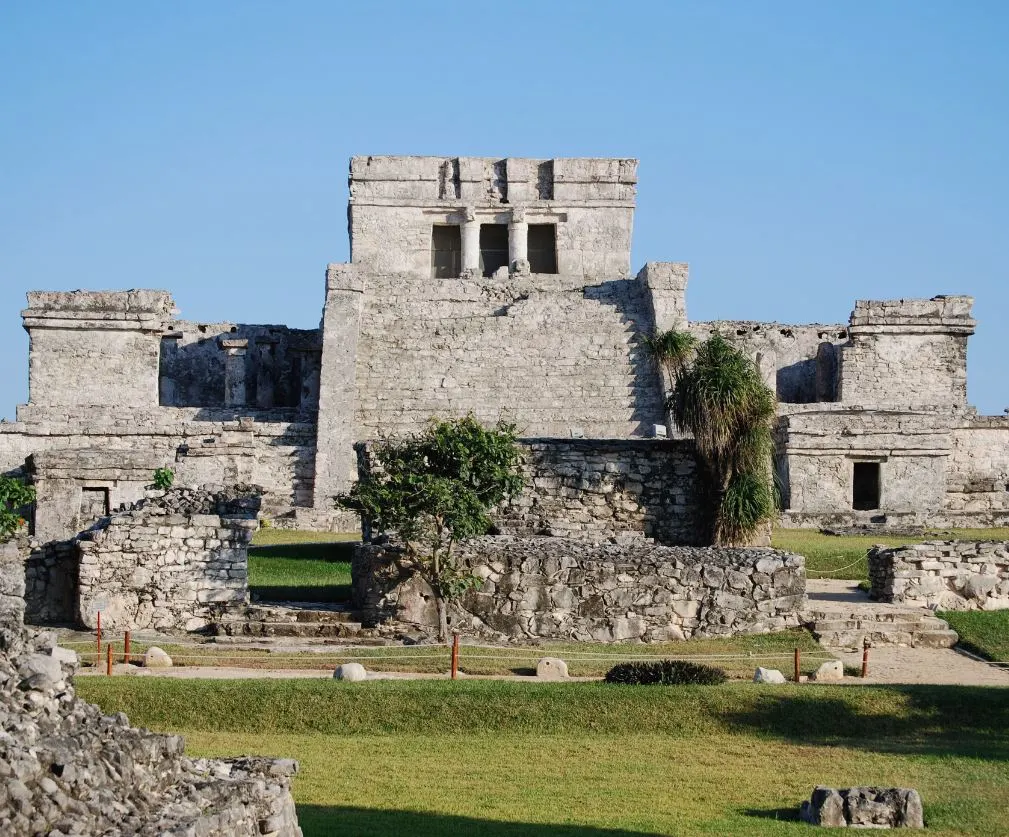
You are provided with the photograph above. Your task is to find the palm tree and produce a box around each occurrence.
[647,330,776,546]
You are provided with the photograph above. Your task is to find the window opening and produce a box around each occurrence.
[431,225,462,278]
[852,462,880,510]
[527,224,558,274]
[479,224,509,276]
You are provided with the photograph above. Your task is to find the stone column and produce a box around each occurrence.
[312,264,365,508]
[509,207,528,273]
[220,338,248,407]
[461,207,480,274]
[299,349,322,410]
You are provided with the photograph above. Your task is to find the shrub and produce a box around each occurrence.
[153,468,175,490]
[604,660,727,686]
[0,475,35,543]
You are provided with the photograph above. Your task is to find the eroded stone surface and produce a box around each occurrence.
[800,786,924,828]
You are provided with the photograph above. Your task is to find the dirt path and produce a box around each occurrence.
[829,646,1009,687]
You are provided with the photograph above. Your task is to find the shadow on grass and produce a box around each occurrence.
[296,806,659,837]
[723,685,1009,761]
[249,542,357,562]
[250,584,352,603]
[742,807,800,822]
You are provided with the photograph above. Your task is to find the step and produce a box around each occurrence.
[810,616,951,634]
[209,602,367,638]
[814,628,959,650]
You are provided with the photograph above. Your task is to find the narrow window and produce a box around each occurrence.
[431,225,462,278]
[479,224,509,276]
[528,224,558,274]
[852,462,880,510]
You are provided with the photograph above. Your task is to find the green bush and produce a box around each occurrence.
[604,659,727,686]
[0,475,35,543]
[153,467,175,490]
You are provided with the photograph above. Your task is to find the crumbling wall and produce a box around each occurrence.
[496,438,702,545]
[0,542,303,837]
[353,537,806,641]
[75,486,259,632]
[869,541,1009,611]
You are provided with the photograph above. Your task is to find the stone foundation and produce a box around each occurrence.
[869,541,1009,610]
[353,536,806,641]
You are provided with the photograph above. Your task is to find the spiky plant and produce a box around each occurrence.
[647,330,776,545]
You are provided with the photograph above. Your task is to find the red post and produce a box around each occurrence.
[451,632,460,680]
[794,647,800,683]
[96,611,102,662]
[123,631,131,665]
[862,639,870,678]
[106,643,113,676]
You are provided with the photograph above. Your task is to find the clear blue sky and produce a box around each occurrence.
[2,1,1007,418]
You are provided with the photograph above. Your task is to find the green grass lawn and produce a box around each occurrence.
[771,527,1009,581]
[77,677,1009,837]
[940,609,1009,662]
[248,529,357,602]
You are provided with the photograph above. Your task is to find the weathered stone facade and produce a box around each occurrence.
[2,154,1007,539]
[26,486,259,632]
[868,541,1009,611]
[0,542,302,836]
[353,537,806,641]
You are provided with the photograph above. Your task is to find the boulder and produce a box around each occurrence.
[334,662,367,682]
[812,660,844,682]
[18,653,63,690]
[143,647,174,668]
[535,657,569,680]
[800,786,924,828]
[753,667,787,684]
[50,645,79,667]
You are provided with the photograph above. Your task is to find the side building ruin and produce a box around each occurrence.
[2,155,1007,546]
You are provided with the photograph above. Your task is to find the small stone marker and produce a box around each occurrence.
[536,657,569,680]
[800,786,924,828]
[753,667,787,684]
[142,647,173,668]
[812,660,844,681]
[334,662,367,682]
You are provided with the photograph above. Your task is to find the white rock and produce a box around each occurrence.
[18,654,63,689]
[143,647,173,668]
[812,660,844,681]
[535,657,569,680]
[334,662,367,682]
[753,667,787,684]
[49,646,79,666]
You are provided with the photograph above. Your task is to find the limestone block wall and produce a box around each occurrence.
[352,273,665,440]
[495,438,702,545]
[75,492,258,632]
[25,538,77,624]
[353,537,807,641]
[869,541,1009,611]
[692,322,849,403]
[838,296,975,409]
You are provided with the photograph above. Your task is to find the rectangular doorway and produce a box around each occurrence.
[852,462,880,510]
[528,224,558,273]
[479,224,509,276]
[431,225,462,278]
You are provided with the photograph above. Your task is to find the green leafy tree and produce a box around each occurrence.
[0,476,35,544]
[338,416,524,640]
[648,330,776,546]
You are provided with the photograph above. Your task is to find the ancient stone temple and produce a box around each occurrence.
[1,155,1007,541]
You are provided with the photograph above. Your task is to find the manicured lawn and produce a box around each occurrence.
[772,527,1009,581]
[248,529,357,602]
[68,629,828,679]
[940,609,1009,662]
[77,678,1009,836]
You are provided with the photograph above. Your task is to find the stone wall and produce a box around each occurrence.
[24,538,77,624]
[73,486,259,632]
[496,438,702,545]
[0,540,303,836]
[869,541,1009,611]
[354,537,806,641]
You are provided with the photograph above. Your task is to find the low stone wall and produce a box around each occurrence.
[496,438,702,545]
[354,536,806,641]
[869,541,1009,610]
[0,537,302,836]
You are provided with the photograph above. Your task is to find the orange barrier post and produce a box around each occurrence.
[96,611,102,661]
[451,633,460,680]
[794,647,800,683]
[123,631,131,664]
[862,639,870,678]
[106,643,113,676]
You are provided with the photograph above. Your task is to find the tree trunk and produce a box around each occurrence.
[436,596,448,643]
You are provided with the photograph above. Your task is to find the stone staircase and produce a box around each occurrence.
[209,602,366,640]
[804,580,959,649]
